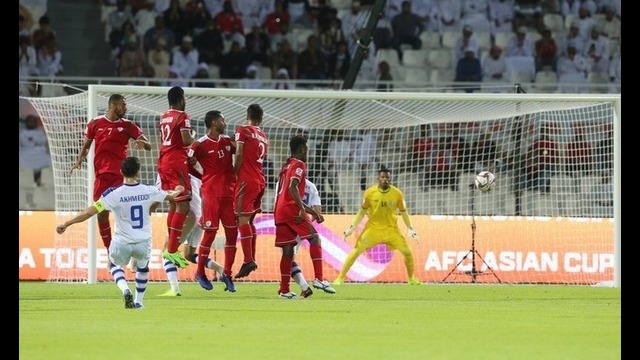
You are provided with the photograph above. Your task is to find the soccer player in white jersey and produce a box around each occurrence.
[56,156,184,309]
[155,162,230,296]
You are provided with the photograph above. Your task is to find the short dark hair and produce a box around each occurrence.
[204,110,223,129]
[379,165,391,175]
[290,135,307,155]
[121,156,141,177]
[247,103,263,123]
[168,86,184,106]
[108,93,125,105]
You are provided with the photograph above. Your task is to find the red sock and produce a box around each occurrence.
[238,223,254,263]
[168,212,187,253]
[98,221,112,249]
[309,241,323,281]
[166,210,174,229]
[197,229,216,274]
[251,224,257,262]
[279,255,293,294]
[223,226,238,276]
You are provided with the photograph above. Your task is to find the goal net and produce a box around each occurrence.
[21,86,620,286]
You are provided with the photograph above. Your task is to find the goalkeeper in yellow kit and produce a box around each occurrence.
[333,166,421,285]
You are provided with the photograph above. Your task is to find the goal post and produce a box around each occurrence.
[21,86,621,286]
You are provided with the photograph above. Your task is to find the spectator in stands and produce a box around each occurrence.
[214,0,246,47]
[194,18,224,66]
[595,124,613,173]
[264,0,291,36]
[409,124,436,187]
[454,24,480,63]
[342,1,370,55]
[202,0,224,18]
[376,60,394,92]
[19,5,34,36]
[561,0,581,19]
[390,1,424,61]
[314,0,341,33]
[286,0,313,29]
[171,35,200,80]
[31,15,57,52]
[559,22,585,56]
[143,15,176,54]
[574,4,594,41]
[270,19,298,53]
[504,26,534,58]
[565,128,593,184]
[436,0,463,34]
[584,25,610,74]
[489,0,515,37]
[19,34,38,78]
[326,41,351,81]
[134,0,159,37]
[469,130,498,174]
[36,39,63,77]
[481,45,507,91]
[529,128,557,193]
[534,27,558,71]
[184,0,213,36]
[273,67,295,89]
[238,64,265,89]
[296,35,327,87]
[556,45,589,93]
[192,62,216,87]
[352,129,378,191]
[112,20,140,59]
[118,35,147,78]
[608,47,620,93]
[235,0,272,33]
[427,138,457,191]
[270,38,298,79]
[107,0,135,54]
[19,115,51,186]
[455,47,482,93]
[244,23,271,67]
[220,40,249,81]
[163,0,189,41]
[461,0,491,33]
[318,16,345,57]
[148,37,171,81]
[601,5,620,44]
[168,65,189,87]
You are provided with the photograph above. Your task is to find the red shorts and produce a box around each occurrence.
[200,195,236,230]
[94,173,123,201]
[233,180,265,216]
[158,165,192,202]
[275,219,317,248]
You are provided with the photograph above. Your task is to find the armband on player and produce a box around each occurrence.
[93,200,105,213]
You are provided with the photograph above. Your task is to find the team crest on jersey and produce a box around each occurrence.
[295,168,303,176]
[225,146,230,151]
[117,127,124,132]
[204,220,212,227]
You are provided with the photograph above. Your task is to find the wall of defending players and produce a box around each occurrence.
[19,212,614,284]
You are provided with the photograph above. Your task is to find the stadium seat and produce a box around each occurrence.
[40,167,55,188]
[441,31,458,49]
[427,49,453,69]
[474,31,492,52]
[19,187,32,210]
[534,70,558,93]
[401,49,428,68]
[429,68,455,85]
[376,48,401,67]
[494,32,511,50]
[403,68,429,87]
[588,72,609,93]
[419,31,441,49]
[32,186,55,210]
[19,167,36,188]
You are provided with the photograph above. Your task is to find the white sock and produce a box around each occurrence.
[110,266,130,294]
[206,258,224,275]
[291,261,308,291]
[163,259,180,293]
[134,266,149,305]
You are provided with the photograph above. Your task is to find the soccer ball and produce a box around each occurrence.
[475,171,495,192]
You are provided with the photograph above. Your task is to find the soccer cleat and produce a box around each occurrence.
[194,272,213,291]
[123,290,135,309]
[300,287,313,298]
[408,277,422,285]
[234,261,258,279]
[158,289,182,297]
[220,273,236,292]
[332,278,343,286]
[162,250,190,269]
[134,303,144,309]
[278,291,299,299]
[312,279,336,294]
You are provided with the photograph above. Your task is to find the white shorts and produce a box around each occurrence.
[109,236,152,270]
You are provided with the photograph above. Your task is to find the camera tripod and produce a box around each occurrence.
[442,183,501,283]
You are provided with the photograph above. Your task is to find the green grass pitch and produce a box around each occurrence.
[19,281,620,359]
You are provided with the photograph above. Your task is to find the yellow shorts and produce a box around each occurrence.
[356,227,407,252]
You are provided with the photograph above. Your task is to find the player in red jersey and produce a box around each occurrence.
[188,110,238,292]
[70,94,151,256]
[157,86,195,268]
[273,135,322,299]
[232,103,269,279]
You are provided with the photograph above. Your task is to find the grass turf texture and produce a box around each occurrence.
[19,282,620,359]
